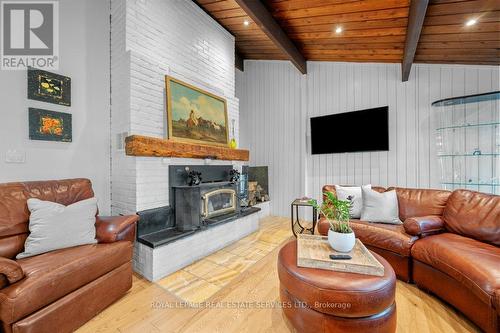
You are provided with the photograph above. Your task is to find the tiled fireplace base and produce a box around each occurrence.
[133,201,270,281]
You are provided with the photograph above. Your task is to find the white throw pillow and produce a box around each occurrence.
[360,185,402,224]
[334,185,371,219]
[17,197,98,259]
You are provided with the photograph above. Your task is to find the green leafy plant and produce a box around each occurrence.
[309,192,353,234]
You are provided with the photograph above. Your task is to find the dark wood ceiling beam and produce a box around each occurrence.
[402,0,428,82]
[235,51,244,71]
[234,0,307,74]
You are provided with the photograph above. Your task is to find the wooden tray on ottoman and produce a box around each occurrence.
[297,234,385,276]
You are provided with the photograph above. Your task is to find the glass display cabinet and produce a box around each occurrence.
[433,91,499,195]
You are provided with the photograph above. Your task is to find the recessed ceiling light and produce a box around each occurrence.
[466,18,477,26]
[243,20,250,26]
[335,26,342,34]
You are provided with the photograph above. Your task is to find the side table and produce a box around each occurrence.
[290,198,317,237]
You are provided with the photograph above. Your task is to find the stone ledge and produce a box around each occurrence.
[133,201,270,281]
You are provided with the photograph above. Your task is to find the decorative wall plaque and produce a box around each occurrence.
[28,68,71,106]
[29,108,72,142]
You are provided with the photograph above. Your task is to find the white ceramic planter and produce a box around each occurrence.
[328,229,355,253]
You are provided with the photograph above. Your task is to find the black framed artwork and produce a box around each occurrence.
[29,108,72,142]
[27,68,71,106]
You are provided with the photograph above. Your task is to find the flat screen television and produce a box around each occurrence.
[310,106,389,154]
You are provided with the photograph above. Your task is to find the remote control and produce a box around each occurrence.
[329,254,352,260]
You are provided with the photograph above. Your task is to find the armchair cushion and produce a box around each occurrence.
[95,215,138,243]
[403,215,445,237]
[17,198,98,259]
[0,257,24,286]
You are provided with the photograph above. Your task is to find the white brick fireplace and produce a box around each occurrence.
[110,0,240,215]
[109,0,260,279]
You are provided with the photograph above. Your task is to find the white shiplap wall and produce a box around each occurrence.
[236,61,306,217]
[236,61,499,217]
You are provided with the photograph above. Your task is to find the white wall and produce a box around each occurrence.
[236,62,306,217]
[0,0,111,214]
[236,61,500,217]
[111,0,239,214]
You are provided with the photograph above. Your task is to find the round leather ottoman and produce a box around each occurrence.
[277,240,396,333]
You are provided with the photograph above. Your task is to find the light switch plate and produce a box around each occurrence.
[5,150,26,163]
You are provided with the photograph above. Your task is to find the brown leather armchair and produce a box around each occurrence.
[0,179,138,333]
[317,185,500,333]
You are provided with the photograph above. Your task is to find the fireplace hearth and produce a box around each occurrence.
[136,165,261,248]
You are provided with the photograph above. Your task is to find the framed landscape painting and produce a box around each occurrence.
[165,76,229,146]
[29,108,72,142]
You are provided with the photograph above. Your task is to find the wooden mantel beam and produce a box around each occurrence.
[402,0,428,82]
[234,0,307,74]
[125,135,250,161]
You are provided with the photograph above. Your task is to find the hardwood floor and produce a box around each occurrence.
[156,217,291,303]
[77,217,479,333]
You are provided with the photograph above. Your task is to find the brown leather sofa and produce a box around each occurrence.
[0,179,138,333]
[318,186,500,333]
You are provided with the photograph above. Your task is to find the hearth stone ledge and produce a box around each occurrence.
[133,201,270,281]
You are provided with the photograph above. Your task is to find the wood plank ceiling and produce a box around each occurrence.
[417,0,500,65]
[195,0,500,66]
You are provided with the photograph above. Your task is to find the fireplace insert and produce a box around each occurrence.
[135,165,262,248]
[202,188,237,219]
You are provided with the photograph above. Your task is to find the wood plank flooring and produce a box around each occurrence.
[156,218,291,303]
[77,217,479,333]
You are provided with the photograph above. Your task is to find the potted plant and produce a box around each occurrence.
[309,193,355,253]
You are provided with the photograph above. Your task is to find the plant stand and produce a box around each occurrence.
[290,198,317,237]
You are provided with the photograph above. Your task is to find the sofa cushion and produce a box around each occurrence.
[334,185,370,218]
[350,220,418,256]
[412,233,500,305]
[322,185,385,200]
[388,187,451,221]
[443,190,500,246]
[0,241,132,324]
[360,186,401,224]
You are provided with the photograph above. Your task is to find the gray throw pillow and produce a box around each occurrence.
[334,185,371,219]
[360,185,402,224]
[17,197,98,259]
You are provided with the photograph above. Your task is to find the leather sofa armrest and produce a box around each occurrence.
[95,215,139,243]
[0,257,24,288]
[403,215,445,237]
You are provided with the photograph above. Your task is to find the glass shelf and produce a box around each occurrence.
[441,182,499,187]
[432,91,500,107]
[433,90,498,195]
[437,153,500,157]
[436,122,499,131]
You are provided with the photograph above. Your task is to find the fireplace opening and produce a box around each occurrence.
[202,188,237,218]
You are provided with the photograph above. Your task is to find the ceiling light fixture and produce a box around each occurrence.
[335,26,342,34]
[243,20,250,26]
[465,18,477,26]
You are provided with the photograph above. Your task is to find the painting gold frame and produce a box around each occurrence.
[165,75,229,147]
